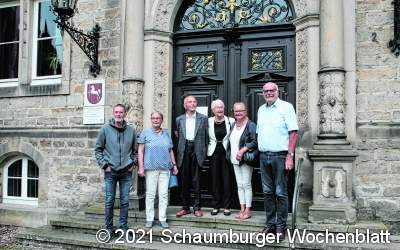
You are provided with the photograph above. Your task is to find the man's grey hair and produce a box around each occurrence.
[151,111,164,121]
[113,103,126,112]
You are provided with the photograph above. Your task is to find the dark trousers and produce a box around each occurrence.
[210,144,231,209]
[181,141,201,211]
[260,152,288,230]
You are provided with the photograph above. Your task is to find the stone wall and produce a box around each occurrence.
[0,0,124,211]
[0,130,103,211]
[355,0,400,232]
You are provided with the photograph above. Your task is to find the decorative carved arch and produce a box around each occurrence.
[147,0,302,32]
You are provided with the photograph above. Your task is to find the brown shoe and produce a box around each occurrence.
[259,226,275,235]
[194,209,203,217]
[176,208,191,217]
[276,228,286,241]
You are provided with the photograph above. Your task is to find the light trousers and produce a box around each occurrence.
[145,170,170,222]
[233,163,253,207]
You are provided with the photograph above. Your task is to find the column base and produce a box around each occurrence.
[309,204,356,224]
[314,134,352,149]
[308,143,358,225]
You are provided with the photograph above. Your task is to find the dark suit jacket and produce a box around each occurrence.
[175,112,208,168]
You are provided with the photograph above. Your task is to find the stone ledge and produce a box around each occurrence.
[357,124,400,139]
[0,205,48,228]
[0,127,102,139]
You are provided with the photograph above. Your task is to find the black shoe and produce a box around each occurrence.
[223,210,231,216]
[211,208,219,216]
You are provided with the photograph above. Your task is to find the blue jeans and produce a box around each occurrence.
[104,170,132,231]
[260,152,288,230]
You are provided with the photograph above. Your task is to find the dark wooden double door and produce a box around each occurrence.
[171,26,296,210]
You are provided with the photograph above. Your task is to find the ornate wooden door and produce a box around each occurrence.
[171,0,296,210]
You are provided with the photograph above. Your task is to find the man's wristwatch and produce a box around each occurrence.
[288,152,294,157]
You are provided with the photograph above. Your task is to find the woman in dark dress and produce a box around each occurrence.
[207,99,235,216]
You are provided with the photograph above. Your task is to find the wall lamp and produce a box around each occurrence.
[389,0,400,56]
[51,0,101,76]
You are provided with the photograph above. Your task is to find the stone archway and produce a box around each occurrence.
[143,0,321,204]
[143,0,319,135]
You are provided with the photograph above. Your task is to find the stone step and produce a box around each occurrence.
[19,219,400,250]
[84,205,290,232]
[17,226,232,250]
[27,220,293,249]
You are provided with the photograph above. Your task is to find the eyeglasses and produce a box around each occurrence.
[151,117,162,120]
[263,89,277,93]
[234,110,246,113]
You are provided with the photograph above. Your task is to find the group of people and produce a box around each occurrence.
[94,81,298,241]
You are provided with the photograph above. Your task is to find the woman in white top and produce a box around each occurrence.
[207,99,235,216]
[228,102,257,220]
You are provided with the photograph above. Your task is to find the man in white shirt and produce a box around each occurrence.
[175,96,208,217]
[257,82,298,240]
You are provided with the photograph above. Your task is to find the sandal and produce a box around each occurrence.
[240,212,252,220]
[235,211,243,219]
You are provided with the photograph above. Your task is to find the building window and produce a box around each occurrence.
[31,0,63,85]
[2,157,39,206]
[0,0,64,89]
[0,2,20,85]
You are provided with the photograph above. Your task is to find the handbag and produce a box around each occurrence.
[243,149,259,167]
[168,172,178,189]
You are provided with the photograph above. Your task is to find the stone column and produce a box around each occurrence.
[120,0,145,210]
[318,0,346,141]
[308,0,357,223]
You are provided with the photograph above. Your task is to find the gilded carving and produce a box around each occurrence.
[250,48,285,71]
[184,53,216,74]
[177,0,294,31]
[150,0,304,32]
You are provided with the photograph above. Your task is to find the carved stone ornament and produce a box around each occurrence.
[295,29,309,128]
[318,71,346,134]
[321,168,346,199]
[122,81,144,131]
[152,41,171,117]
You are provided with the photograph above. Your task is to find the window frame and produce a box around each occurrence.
[2,156,39,206]
[31,0,62,86]
[0,0,21,87]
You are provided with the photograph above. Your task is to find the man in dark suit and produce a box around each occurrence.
[175,95,208,217]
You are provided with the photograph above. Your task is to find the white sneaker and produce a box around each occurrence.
[160,221,169,228]
[145,221,153,228]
